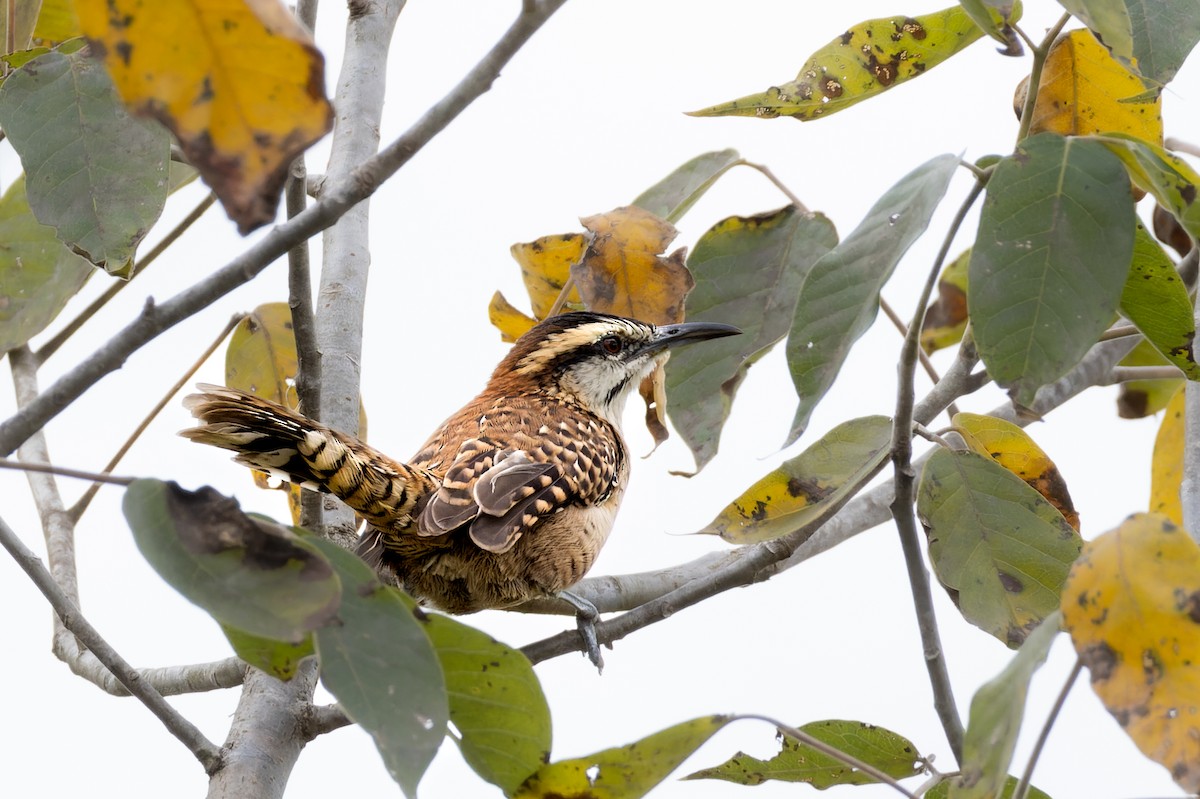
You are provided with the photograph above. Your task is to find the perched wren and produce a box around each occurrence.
[182,311,738,664]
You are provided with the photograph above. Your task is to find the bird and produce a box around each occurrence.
[181,311,739,666]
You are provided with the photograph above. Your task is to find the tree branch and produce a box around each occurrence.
[519,329,1134,658]
[8,347,246,697]
[0,0,570,459]
[1013,658,1081,799]
[887,179,984,763]
[0,513,223,771]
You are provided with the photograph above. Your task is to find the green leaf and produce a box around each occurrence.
[305,535,448,799]
[0,175,92,353]
[1119,223,1198,379]
[1126,0,1200,89]
[423,614,550,795]
[1057,0,1135,71]
[632,149,742,224]
[1098,133,1200,241]
[219,623,314,681]
[952,612,1061,799]
[959,0,1023,51]
[122,479,341,642]
[0,49,169,273]
[917,450,1082,647]
[786,153,958,442]
[685,719,921,788]
[515,716,732,799]
[701,415,892,543]
[666,206,838,472]
[969,133,1134,407]
[689,4,1006,121]
[930,776,1052,799]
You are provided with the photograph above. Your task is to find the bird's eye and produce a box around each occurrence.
[600,335,623,355]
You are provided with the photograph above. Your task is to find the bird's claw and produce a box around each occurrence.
[559,590,605,672]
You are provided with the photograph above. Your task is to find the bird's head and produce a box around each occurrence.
[491,311,740,426]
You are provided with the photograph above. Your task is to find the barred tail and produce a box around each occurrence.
[181,385,438,534]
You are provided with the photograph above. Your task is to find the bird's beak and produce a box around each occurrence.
[645,320,741,356]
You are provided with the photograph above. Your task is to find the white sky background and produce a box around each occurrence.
[2,0,1197,797]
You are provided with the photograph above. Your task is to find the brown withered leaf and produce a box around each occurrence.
[1153,203,1193,258]
[639,364,669,454]
[573,206,694,325]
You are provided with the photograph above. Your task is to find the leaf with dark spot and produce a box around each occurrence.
[515,716,731,799]
[918,449,1081,647]
[1063,513,1200,792]
[701,416,891,543]
[123,479,340,642]
[685,719,921,788]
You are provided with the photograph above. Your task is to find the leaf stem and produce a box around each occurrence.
[0,0,569,458]
[1013,658,1082,799]
[68,314,242,521]
[34,193,218,365]
[740,161,809,212]
[1014,14,1071,144]
[880,295,947,400]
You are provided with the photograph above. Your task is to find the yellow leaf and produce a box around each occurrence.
[702,416,892,543]
[920,248,970,354]
[226,303,299,408]
[487,290,537,343]
[509,233,586,320]
[952,413,1080,530]
[1062,513,1200,792]
[515,716,732,799]
[1150,386,1185,524]
[33,0,80,46]
[689,3,1011,121]
[75,0,333,233]
[1029,30,1162,142]
[573,206,694,325]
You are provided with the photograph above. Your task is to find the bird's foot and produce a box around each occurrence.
[558,590,604,672]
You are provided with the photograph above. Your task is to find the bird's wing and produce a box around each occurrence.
[417,424,622,554]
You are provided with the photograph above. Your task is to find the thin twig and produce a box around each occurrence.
[742,715,919,799]
[301,703,353,740]
[740,161,808,212]
[0,0,570,458]
[0,514,222,771]
[68,314,243,520]
[521,448,891,662]
[879,295,948,402]
[1013,659,1082,799]
[546,274,578,318]
[912,423,954,449]
[1166,137,1200,159]
[0,458,133,485]
[1098,324,1142,342]
[517,328,1130,658]
[1107,365,1183,383]
[1014,15,1071,143]
[888,178,986,764]
[35,194,217,365]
